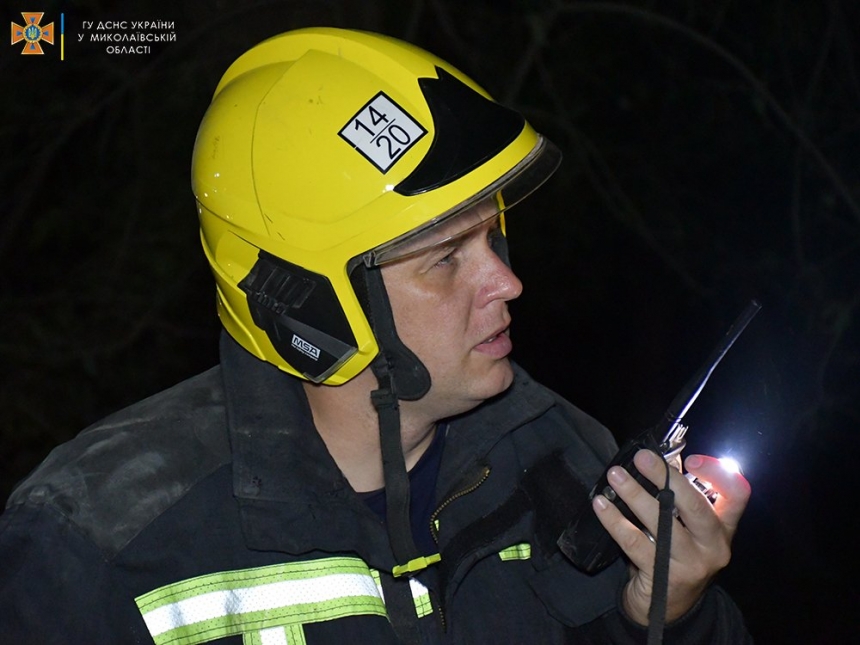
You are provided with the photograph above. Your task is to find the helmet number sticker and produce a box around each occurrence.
[339,91,426,173]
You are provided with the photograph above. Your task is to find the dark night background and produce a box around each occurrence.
[2,0,858,642]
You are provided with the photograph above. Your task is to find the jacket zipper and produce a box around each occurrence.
[429,465,491,544]
[427,465,491,633]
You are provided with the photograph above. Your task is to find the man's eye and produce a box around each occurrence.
[434,250,456,268]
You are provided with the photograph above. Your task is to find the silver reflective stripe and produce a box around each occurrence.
[257,626,288,645]
[409,578,433,618]
[135,557,386,645]
[244,624,306,645]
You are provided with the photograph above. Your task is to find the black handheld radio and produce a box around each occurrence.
[557,300,761,573]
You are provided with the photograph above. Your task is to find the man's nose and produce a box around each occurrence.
[477,248,523,305]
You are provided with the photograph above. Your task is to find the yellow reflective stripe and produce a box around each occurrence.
[135,557,386,645]
[284,624,306,645]
[370,568,383,595]
[499,543,531,561]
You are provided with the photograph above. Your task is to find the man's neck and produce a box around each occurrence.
[302,369,437,493]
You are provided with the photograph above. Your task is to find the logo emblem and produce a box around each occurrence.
[291,334,321,361]
[11,12,54,55]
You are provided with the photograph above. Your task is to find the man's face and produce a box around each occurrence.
[381,208,523,420]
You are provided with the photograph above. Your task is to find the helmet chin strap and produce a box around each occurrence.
[354,232,509,574]
[357,265,433,573]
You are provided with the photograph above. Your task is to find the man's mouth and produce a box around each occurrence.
[480,326,508,344]
[474,327,513,358]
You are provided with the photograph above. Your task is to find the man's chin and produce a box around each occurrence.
[411,359,516,420]
[476,358,516,401]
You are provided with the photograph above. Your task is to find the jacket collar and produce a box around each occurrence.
[437,369,557,498]
[220,333,556,561]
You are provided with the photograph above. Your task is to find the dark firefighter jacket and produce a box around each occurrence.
[0,334,752,644]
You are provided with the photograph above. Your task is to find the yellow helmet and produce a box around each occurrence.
[193,27,560,385]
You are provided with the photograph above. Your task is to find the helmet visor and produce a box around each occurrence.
[361,136,561,267]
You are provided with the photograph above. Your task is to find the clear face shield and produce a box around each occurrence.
[360,137,562,268]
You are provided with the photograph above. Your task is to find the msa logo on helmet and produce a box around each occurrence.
[239,251,358,382]
[339,91,426,173]
[291,334,321,361]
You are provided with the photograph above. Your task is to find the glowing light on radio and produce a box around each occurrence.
[718,457,742,474]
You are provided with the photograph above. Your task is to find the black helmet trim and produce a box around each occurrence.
[240,251,358,383]
[395,67,526,196]
[365,136,561,267]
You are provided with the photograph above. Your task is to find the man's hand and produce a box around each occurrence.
[592,449,752,625]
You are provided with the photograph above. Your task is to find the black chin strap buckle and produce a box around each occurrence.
[371,374,399,412]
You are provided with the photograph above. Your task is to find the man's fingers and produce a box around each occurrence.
[632,449,751,539]
[631,449,674,489]
[591,460,689,570]
[631,449,724,544]
[592,491,656,573]
[684,454,752,532]
[594,450,751,626]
